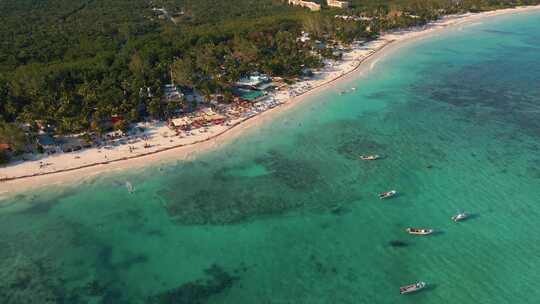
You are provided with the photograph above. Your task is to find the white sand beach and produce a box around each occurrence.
[1,5,540,196]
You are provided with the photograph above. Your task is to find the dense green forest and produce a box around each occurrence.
[1,0,540,160]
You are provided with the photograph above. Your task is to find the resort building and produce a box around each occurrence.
[168,108,226,130]
[169,117,192,129]
[235,73,271,89]
[233,72,276,101]
[287,0,321,11]
[327,0,349,9]
[162,84,184,102]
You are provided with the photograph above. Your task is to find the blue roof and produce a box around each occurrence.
[38,135,55,146]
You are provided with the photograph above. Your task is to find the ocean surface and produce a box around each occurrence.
[2,11,540,304]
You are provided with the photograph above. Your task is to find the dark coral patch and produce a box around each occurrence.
[149,264,239,304]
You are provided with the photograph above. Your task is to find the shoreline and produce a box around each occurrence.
[2,4,540,197]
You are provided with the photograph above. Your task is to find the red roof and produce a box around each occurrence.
[111,116,124,124]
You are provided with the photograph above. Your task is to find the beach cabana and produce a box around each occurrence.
[170,117,192,129]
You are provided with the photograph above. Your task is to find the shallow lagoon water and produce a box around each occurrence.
[2,12,540,304]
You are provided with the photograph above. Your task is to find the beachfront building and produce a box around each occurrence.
[169,117,192,129]
[235,73,271,89]
[168,107,226,131]
[233,72,275,101]
[162,84,184,102]
[327,0,349,9]
[287,0,321,11]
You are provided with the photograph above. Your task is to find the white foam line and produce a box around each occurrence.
[370,58,380,70]
[468,21,483,26]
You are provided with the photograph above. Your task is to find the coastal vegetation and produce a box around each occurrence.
[1,0,540,163]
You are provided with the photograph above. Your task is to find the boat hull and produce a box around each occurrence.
[379,190,397,199]
[400,282,426,294]
[452,213,469,222]
[360,155,380,160]
[406,228,433,235]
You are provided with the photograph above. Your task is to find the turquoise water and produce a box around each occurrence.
[2,12,540,303]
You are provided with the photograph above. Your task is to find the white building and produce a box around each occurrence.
[327,0,349,9]
[288,0,321,11]
[163,84,184,102]
[236,73,271,88]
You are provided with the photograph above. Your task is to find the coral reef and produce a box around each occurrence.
[160,147,360,225]
[337,137,384,160]
[0,255,67,304]
[164,188,295,225]
[254,150,322,191]
[149,264,239,304]
[389,240,408,247]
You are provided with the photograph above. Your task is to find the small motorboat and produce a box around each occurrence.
[379,190,397,199]
[126,181,134,194]
[452,212,469,222]
[400,281,426,295]
[360,155,380,161]
[406,228,434,235]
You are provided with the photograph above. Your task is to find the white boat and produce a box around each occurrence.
[452,212,469,222]
[126,181,134,194]
[360,155,380,160]
[400,281,426,294]
[379,190,397,199]
[406,228,434,235]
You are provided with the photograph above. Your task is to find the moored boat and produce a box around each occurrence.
[452,212,469,222]
[360,155,380,160]
[406,228,433,235]
[379,190,397,199]
[400,281,426,295]
[126,181,134,194]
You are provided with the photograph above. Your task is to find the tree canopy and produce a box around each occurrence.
[1,0,538,138]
